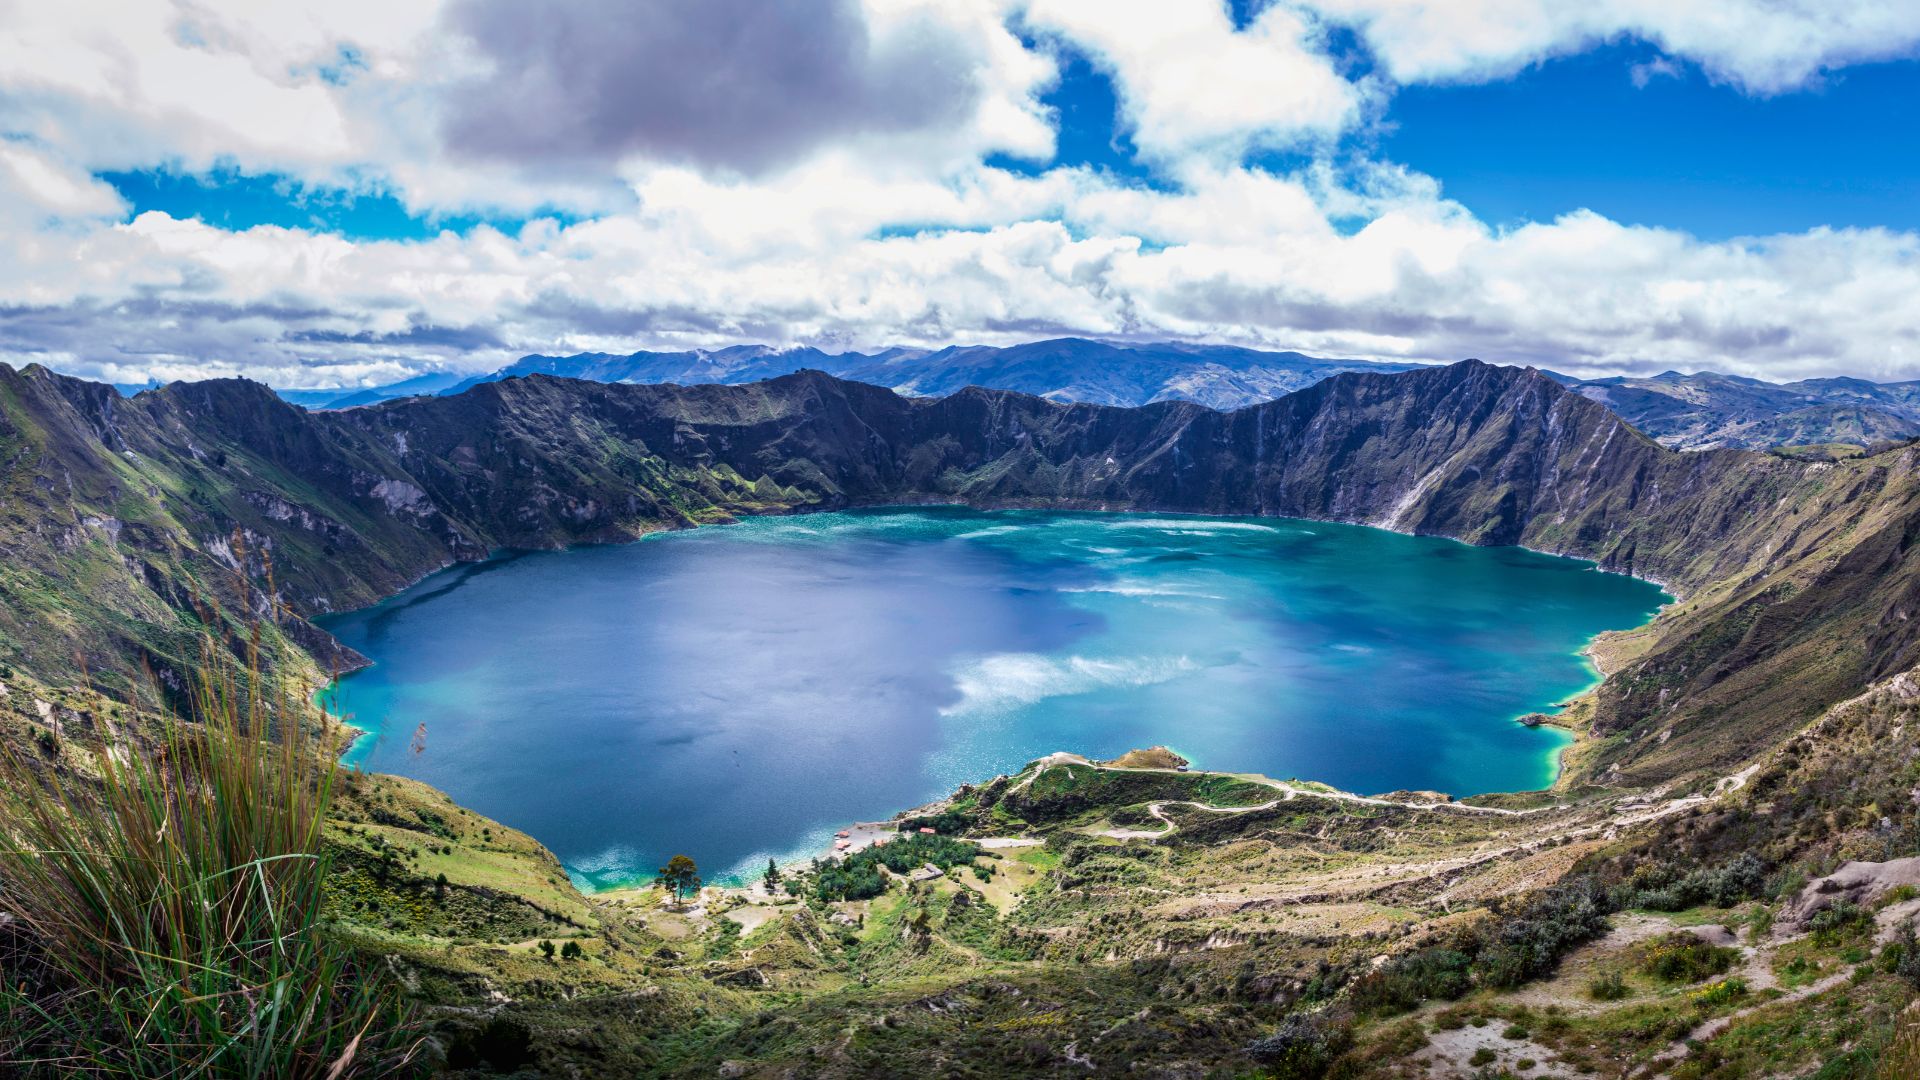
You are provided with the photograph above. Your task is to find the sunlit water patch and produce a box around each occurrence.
[319,508,1667,888]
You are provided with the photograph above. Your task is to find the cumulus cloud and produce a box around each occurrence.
[0,142,128,224]
[1302,0,1920,93]
[2,0,1920,388]
[9,175,1920,387]
[440,0,988,175]
[1022,0,1368,162]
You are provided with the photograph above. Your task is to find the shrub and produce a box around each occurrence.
[1688,977,1748,1010]
[1885,922,1920,987]
[1476,879,1611,988]
[1349,948,1472,1015]
[1588,969,1630,1001]
[897,810,972,835]
[0,634,417,1077]
[1243,1013,1351,1080]
[1808,900,1872,947]
[1621,853,1767,911]
[1640,932,1738,984]
[807,832,980,902]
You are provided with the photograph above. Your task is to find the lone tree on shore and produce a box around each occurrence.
[657,854,702,908]
[763,858,781,891]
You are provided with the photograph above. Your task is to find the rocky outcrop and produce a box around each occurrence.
[1780,858,1920,931]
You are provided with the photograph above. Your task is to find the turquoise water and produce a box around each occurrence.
[319,508,1667,888]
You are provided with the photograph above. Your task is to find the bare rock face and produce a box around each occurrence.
[1780,858,1920,931]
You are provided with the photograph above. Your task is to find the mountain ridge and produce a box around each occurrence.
[16,356,1920,1074]
[428,336,1425,411]
[8,357,1920,788]
[265,338,1920,453]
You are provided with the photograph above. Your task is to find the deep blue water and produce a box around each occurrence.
[319,509,1667,888]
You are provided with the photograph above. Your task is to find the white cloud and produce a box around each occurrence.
[0,0,1054,217]
[7,170,1920,387]
[1021,0,1368,162]
[1630,55,1684,88]
[1303,0,1920,93]
[2,0,1920,389]
[0,142,128,223]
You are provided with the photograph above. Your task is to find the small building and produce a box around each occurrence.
[918,827,937,835]
[835,829,851,838]
[908,863,945,883]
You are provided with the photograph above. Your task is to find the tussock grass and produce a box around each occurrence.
[0,628,417,1077]
[1880,1010,1920,1080]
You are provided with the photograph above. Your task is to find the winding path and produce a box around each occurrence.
[1010,752,1745,849]
[1023,752,1539,817]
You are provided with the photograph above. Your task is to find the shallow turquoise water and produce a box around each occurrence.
[320,508,1667,888]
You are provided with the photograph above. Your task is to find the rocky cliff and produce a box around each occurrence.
[6,358,1918,786]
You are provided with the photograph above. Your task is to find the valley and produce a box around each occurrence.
[7,358,1920,1076]
[17,9,1920,1077]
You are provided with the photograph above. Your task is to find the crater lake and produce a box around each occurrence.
[319,508,1668,887]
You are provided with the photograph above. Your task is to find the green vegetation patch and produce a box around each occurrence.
[804,833,982,902]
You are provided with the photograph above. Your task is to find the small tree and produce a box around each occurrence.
[656,854,702,908]
[538,940,555,960]
[560,940,584,961]
[763,858,781,892]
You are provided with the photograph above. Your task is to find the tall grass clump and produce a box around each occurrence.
[0,627,417,1077]
[1880,1008,1920,1080]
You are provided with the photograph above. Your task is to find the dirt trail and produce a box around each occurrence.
[1030,752,1541,817]
[1031,752,1749,839]
[1096,797,1294,840]
[1637,898,1920,1076]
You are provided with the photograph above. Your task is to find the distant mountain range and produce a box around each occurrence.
[231,339,1420,413]
[1552,369,1920,450]
[271,371,470,409]
[434,338,1428,411]
[15,357,1917,792]
[116,337,1920,452]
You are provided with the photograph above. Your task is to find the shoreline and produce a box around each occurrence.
[313,504,1675,895]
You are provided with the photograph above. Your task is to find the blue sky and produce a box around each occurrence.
[93,22,1920,244]
[1380,47,1920,238]
[8,0,1920,388]
[101,168,566,240]
[100,20,1920,245]
[1007,34,1920,240]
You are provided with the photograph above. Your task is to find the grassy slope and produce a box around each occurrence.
[11,361,1920,1073]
